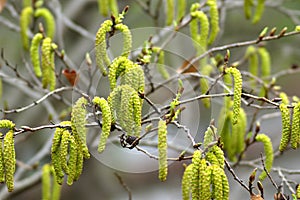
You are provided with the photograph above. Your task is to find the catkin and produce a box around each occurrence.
[165,0,174,26]
[98,0,109,16]
[158,120,168,181]
[211,165,223,200]
[71,97,90,159]
[232,107,247,154]
[74,148,84,181]
[252,0,266,24]
[67,135,77,185]
[200,163,211,200]
[225,67,242,124]
[297,184,300,199]
[258,47,271,78]
[34,8,56,39]
[191,150,201,200]
[60,130,71,175]
[120,65,145,93]
[20,6,33,50]
[291,102,300,149]
[95,20,113,76]
[0,133,4,183]
[207,0,220,45]
[42,164,51,200]
[177,0,186,22]
[114,24,132,57]
[30,33,44,77]
[155,50,170,80]
[181,164,193,200]
[255,134,273,180]
[279,103,291,152]
[92,97,112,153]
[3,130,16,192]
[41,37,57,91]
[244,0,253,19]
[108,0,119,16]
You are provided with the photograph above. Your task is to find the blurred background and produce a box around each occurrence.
[0,0,300,199]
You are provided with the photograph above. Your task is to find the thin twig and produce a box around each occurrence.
[114,172,132,200]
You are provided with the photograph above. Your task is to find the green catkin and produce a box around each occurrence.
[211,165,223,200]
[98,0,109,16]
[108,0,119,16]
[255,133,274,180]
[114,24,132,57]
[158,120,168,181]
[95,20,113,76]
[67,135,77,185]
[190,5,209,53]
[20,6,33,50]
[3,130,16,192]
[280,92,290,105]
[211,145,225,168]
[177,0,186,22]
[165,0,174,26]
[245,46,258,77]
[30,33,44,77]
[207,0,220,45]
[109,56,134,90]
[200,64,214,108]
[297,184,300,199]
[51,166,62,200]
[120,65,145,93]
[41,37,57,91]
[60,130,71,175]
[233,107,247,154]
[221,168,230,200]
[244,0,253,19]
[23,0,32,7]
[279,103,291,152]
[42,164,51,200]
[0,120,15,129]
[225,67,243,124]
[181,164,193,200]
[51,150,64,185]
[291,102,300,149]
[252,0,266,24]
[108,85,142,136]
[0,133,4,183]
[74,148,84,181]
[203,125,217,148]
[92,97,112,153]
[71,97,90,158]
[191,150,201,200]
[219,111,233,161]
[199,158,210,200]
[155,50,170,80]
[258,47,271,77]
[34,8,56,39]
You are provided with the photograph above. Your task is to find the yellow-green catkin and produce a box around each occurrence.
[98,0,109,16]
[165,0,174,26]
[245,46,258,82]
[51,126,64,185]
[74,148,84,181]
[208,145,225,168]
[206,0,220,45]
[291,102,300,149]
[51,167,62,200]
[66,135,77,185]
[30,33,44,77]
[20,6,33,50]
[114,24,132,57]
[211,165,224,200]
[177,0,186,22]
[225,67,242,124]
[92,97,112,153]
[155,49,170,80]
[190,3,209,54]
[60,130,71,175]
[95,20,113,76]
[71,97,90,159]
[244,0,253,19]
[199,158,210,200]
[120,64,145,94]
[181,164,193,200]
[296,184,300,199]
[200,64,214,108]
[221,168,230,199]
[255,133,274,180]
[0,133,4,183]
[232,107,247,154]
[191,150,201,200]
[42,164,51,200]
[41,37,57,91]
[158,119,168,182]
[203,125,216,149]
[3,130,16,192]
[252,0,266,24]
[258,47,271,78]
[279,103,291,152]
[108,0,119,17]
[34,8,56,39]
[280,92,290,105]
